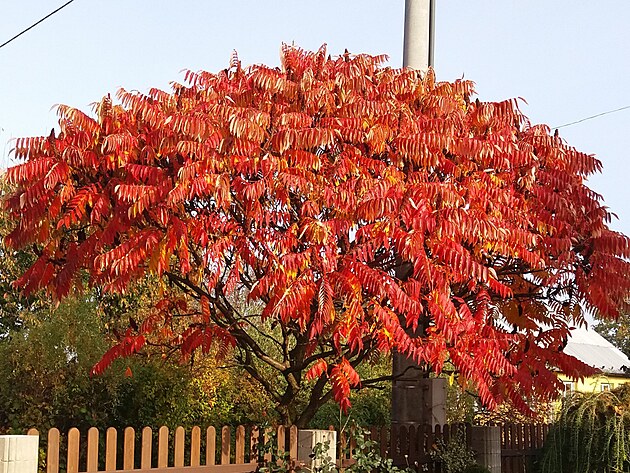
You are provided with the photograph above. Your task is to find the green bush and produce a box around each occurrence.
[429,428,477,473]
[0,297,235,433]
[292,430,413,473]
[308,387,391,429]
[537,385,630,473]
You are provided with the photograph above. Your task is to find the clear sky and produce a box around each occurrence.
[1,1,629,236]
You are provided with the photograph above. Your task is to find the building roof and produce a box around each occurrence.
[564,327,630,375]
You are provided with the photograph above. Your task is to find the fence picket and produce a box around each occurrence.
[236,425,245,464]
[207,426,216,466]
[418,424,433,464]
[191,426,201,467]
[379,426,388,459]
[510,424,518,473]
[408,425,417,465]
[399,425,408,465]
[519,424,526,472]
[67,428,80,473]
[141,427,152,469]
[466,424,472,457]
[369,426,377,442]
[249,427,259,465]
[123,427,135,470]
[523,425,531,473]
[157,426,169,468]
[339,429,347,465]
[436,424,444,473]
[47,428,60,473]
[504,425,510,471]
[277,425,285,457]
[390,425,398,464]
[106,427,117,471]
[501,425,508,473]
[349,426,357,460]
[263,427,272,464]
[174,426,185,467]
[221,426,230,465]
[289,425,298,465]
[86,427,99,473]
[443,423,451,445]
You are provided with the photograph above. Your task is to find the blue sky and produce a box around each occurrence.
[1,1,629,236]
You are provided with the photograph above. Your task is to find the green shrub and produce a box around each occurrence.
[537,385,630,473]
[308,387,391,429]
[429,428,476,473]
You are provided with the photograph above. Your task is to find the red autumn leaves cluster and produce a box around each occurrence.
[4,45,630,413]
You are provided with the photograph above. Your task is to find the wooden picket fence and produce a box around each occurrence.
[500,423,551,473]
[25,425,298,473]
[21,423,550,473]
[360,423,471,469]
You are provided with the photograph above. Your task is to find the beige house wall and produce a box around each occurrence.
[557,373,630,393]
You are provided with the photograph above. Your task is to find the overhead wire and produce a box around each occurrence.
[0,0,628,135]
[554,105,630,129]
[0,0,76,50]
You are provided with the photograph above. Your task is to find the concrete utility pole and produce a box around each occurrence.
[391,0,446,431]
[402,0,435,70]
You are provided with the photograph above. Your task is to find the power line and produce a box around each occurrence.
[0,0,76,50]
[554,105,630,129]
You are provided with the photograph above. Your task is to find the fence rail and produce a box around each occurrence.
[19,423,550,473]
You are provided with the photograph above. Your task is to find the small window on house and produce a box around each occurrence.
[601,383,611,392]
[563,382,574,394]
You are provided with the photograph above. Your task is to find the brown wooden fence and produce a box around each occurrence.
[22,423,550,473]
[358,423,472,470]
[500,423,550,473]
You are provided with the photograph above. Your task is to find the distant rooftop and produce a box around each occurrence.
[564,327,630,375]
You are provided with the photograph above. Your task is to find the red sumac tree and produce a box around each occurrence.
[5,45,630,425]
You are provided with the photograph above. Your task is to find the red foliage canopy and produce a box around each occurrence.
[5,45,630,417]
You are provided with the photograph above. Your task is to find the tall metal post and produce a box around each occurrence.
[391,0,446,437]
[402,0,435,70]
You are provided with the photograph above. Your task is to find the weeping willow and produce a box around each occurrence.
[538,384,630,473]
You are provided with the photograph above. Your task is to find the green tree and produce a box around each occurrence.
[595,315,630,358]
[0,181,43,336]
[0,295,214,432]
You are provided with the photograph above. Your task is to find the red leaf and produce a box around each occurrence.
[305,360,328,381]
